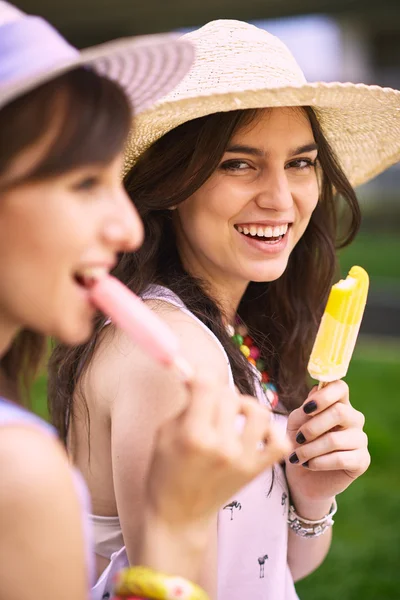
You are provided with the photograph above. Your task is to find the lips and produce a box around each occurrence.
[233,220,292,258]
[74,266,112,289]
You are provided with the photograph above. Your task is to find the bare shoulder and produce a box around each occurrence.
[86,298,230,404]
[0,425,78,510]
[146,297,230,378]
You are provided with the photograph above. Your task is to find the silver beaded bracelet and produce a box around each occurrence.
[287,499,337,538]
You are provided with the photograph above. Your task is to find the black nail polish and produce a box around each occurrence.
[303,400,317,414]
[302,461,310,468]
[296,431,306,444]
[289,452,299,464]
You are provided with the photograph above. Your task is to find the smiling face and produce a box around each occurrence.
[0,136,143,347]
[173,107,320,309]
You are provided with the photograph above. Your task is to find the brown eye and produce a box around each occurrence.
[220,160,251,171]
[73,176,100,191]
[286,158,317,171]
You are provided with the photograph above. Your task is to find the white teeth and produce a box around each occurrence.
[272,226,280,237]
[79,266,108,281]
[264,226,273,237]
[238,223,289,238]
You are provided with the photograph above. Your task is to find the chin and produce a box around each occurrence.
[55,316,94,346]
[248,261,289,284]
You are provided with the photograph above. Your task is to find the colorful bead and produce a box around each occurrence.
[266,386,279,408]
[249,346,260,359]
[256,359,266,371]
[226,324,235,337]
[243,335,253,347]
[230,319,279,410]
[261,371,269,383]
[232,334,243,347]
[239,344,250,358]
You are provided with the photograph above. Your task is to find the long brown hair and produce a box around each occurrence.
[0,67,131,404]
[49,106,361,441]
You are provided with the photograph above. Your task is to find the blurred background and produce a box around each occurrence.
[21,0,400,598]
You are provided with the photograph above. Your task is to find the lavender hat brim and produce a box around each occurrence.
[0,13,195,114]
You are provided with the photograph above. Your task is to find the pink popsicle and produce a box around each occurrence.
[89,275,192,379]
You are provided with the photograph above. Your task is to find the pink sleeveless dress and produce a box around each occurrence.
[91,285,299,600]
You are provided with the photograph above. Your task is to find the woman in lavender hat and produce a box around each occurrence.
[0,5,289,599]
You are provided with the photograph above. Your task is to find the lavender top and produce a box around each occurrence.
[0,397,94,595]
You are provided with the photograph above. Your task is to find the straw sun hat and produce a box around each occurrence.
[124,19,400,187]
[0,1,194,114]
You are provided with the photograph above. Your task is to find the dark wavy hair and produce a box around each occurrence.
[0,67,131,404]
[48,106,361,442]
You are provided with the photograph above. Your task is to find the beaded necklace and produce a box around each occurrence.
[228,321,279,409]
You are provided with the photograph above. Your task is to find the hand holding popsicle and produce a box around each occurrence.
[285,267,371,510]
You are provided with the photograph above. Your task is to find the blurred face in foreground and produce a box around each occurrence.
[0,119,143,348]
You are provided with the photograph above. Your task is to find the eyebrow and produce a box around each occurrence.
[226,142,319,157]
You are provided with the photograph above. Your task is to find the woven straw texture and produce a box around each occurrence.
[0,0,194,115]
[124,20,400,187]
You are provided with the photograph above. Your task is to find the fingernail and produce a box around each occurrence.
[289,452,299,464]
[296,431,306,444]
[303,400,317,414]
[302,461,309,468]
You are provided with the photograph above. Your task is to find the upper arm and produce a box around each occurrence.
[0,427,87,600]
[96,304,229,564]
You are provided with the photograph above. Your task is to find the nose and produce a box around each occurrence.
[255,167,293,212]
[102,187,144,252]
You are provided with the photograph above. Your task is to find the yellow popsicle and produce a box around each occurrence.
[308,266,369,383]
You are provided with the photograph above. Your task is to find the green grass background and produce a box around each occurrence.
[31,230,400,598]
[339,231,400,282]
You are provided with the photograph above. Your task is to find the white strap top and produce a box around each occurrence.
[90,285,298,600]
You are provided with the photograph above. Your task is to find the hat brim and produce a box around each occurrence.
[124,81,400,188]
[0,33,195,115]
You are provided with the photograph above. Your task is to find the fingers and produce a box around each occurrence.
[240,398,291,469]
[306,380,351,411]
[258,417,292,468]
[288,380,351,433]
[239,397,272,448]
[301,447,371,474]
[289,428,368,467]
[215,387,242,444]
[179,374,291,481]
[295,402,365,445]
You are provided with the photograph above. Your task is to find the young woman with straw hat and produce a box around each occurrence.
[0,7,290,600]
[49,19,399,600]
